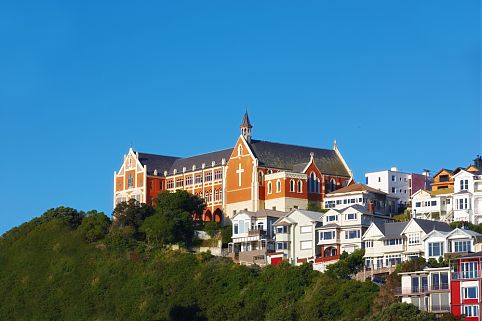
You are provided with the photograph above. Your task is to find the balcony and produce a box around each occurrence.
[248,229,267,237]
[452,271,481,280]
[394,284,449,296]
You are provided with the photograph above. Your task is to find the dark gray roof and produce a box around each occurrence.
[248,140,350,177]
[380,221,409,239]
[326,183,388,196]
[412,218,452,234]
[168,148,232,175]
[138,153,180,175]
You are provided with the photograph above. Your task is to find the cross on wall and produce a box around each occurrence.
[236,163,244,187]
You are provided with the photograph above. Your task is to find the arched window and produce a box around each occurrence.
[316,178,320,193]
[276,180,281,193]
[290,180,295,192]
[259,171,264,183]
[128,173,134,188]
[219,189,223,200]
[268,182,272,194]
[215,189,219,201]
[238,145,243,156]
[298,180,303,193]
[267,169,273,174]
[309,172,316,193]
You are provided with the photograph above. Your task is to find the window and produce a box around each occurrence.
[167,180,174,189]
[159,181,163,189]
[384,239,402,246]
[454,240,471,253]
[325,201,335,208]
[214,189,219,201]
[277,242,288,250]
[268,182,272,194]
[290,180,295,192]
[365,241,373,248]
[408,233,420,245]
[234,224,239,234]
[326,215,338,222]
[297,180,302,193]
[214,170,223,180]
[185,176,193,186]
[300,226,312,234]
[238,145,243,156]
[258,171,264,183]
[457,198,469,210]
[415,202,421,208]
[428,242,444,257]
[460,179,469,191]
[127,173,134,188]
[345,229,360,239]
[462,262,478,279]
[464,287,478,299]
[392,175,395,181]
[464,305,479,317]
[300,240,312,250]
[378,177,381,182]
[276,180,281,193]
[431,200,437,206]
[366,177,369,184]
[276,226,288,234]
[205,172,212,182]
[345,213,357,220]
[195,174,203,184]
[320,231,335,240]
[392,187,396,193]
[176,178,184,187]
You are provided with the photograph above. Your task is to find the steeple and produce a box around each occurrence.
[240,110,252,142]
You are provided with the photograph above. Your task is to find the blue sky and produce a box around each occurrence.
[0,0,480,233]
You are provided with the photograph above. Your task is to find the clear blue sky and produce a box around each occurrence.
[0,0,480,234]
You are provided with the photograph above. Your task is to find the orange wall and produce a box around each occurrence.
[226,138,254,204]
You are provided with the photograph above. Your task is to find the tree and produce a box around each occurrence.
[78,212,111,243]
[325,249,365,279]
[112,199,154,230]
[40,207,85,229]
[153,190,205,218]
[203,222,220,238]
[140,209,195,246]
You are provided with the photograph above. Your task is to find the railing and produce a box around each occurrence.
[431,305,451,312]
[248,229,267,237]
[431,283,449,291]
[393,284,449,295]
[452,271,481,280]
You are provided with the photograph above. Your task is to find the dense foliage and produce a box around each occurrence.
[0,196,460,320]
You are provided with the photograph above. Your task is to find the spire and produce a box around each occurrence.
[240,110,253,142]
[240,109,252,129]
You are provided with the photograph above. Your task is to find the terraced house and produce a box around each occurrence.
[113,112,353,223]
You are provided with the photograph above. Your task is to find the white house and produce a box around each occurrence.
[228,209,285,266]
[424,228,482,260]
[452,169,482,224]
[365,168,428,207]
[411,189,454,222]
[323,183,399,215]
[363,218,452,270]
[398,267,451,313]
[272,209,323,265]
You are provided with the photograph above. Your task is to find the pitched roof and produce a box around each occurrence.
[248,140,350,177]
[234,209,286,219]
[326,183,387,196]
[382,221,409,239]
[295,209,324,222]
[431,187,454,196]
[412,218,452,234]
[168,148,232,175]
[137,153,180,175]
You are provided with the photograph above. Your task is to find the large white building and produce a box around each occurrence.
[411,189,454,222]
[365,168,427,207]
[452,169,482,224]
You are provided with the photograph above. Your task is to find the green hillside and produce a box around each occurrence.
[0,191,460,321]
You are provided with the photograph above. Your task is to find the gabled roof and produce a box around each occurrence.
[447,228,482,239]
[411,218,452,234]
[168,148,232,175]
[326,183,387,196]
[233,209,286,220]
[381,221,409,239]
[137,153,180,175]
[433,168,454,178]
[430,187,454,196]
[295,209,324,222]
[247,139,350,177]
[341,204,367,213]
[423,229,451,241]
